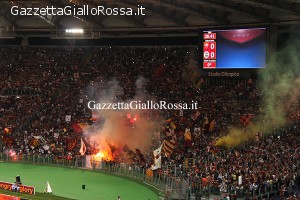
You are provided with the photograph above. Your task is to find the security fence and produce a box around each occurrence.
[1,152,298,200]
[0,153,189,200]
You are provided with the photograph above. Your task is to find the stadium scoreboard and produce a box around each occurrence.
[202,27,267,69]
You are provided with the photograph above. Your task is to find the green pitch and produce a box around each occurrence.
[0,163,159,200]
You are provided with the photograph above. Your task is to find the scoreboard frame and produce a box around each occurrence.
[199,26,269,70]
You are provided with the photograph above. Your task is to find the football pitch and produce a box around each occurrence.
[0,163,159,200]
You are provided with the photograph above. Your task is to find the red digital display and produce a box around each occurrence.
[203,42,216,59]
[203,33,216,40]
[203,61,216,69]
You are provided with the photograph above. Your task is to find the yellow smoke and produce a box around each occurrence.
[216,37,300,148]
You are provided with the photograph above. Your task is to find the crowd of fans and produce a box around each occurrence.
[0,46,299,199]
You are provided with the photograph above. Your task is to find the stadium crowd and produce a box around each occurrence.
[0,46,299,199]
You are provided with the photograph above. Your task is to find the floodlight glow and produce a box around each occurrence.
[65,29,84,34]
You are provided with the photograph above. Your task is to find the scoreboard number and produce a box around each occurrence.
[203,42,216,59]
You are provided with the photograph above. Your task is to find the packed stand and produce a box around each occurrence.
[0,46,299,200]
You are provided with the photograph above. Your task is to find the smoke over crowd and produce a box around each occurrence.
[216,38,300,147]
[84,77,159,161]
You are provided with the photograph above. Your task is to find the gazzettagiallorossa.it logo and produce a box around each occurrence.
[11,5,146,16]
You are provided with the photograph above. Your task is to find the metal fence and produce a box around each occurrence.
[0,153,190,200]
[2,153,296,200]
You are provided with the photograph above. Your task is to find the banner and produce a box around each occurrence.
[0,194,20,200]
[0,181,35,195]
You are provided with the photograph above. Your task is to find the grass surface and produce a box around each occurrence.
[0,163,158,200]
[0,189,75,200]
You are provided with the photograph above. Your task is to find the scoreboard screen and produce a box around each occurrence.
[202,27,267,69]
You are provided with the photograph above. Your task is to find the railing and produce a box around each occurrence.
[0,153,175,199]
[2,153,296,200]
[189,182,284,200]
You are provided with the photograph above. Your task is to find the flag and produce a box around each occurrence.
[146,168,154,177]
[203,116,209,131]
[165,118,172,123]
[234,150,240,157]
[79,138,86,155]
[72,123,90,133]
[152,156,161,171]
[3,127,12,134]
[33,136,46,144]
[2,136,13,147]
[166,130,173,140]
[106,139,117,154]
[122,144,129,152]
[209,119,215,132]
[30,137,40,149]
[122,145,136,160]
[240,114,253,127]
[127,150,136,161]
[184,128,192,141]
[135,148,146,163]
[162,140,176,157]
[67,138,77,151]
[151,145,162,170]
[170,122,176,130]
[192,111,200,121]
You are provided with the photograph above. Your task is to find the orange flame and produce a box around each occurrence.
[93,149,114,162]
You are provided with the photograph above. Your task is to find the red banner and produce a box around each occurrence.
[0,194,20,200]
[0,181,35,195]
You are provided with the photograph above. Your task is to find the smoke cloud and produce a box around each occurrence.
[84,77,158,161]
[216,37,300,148]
